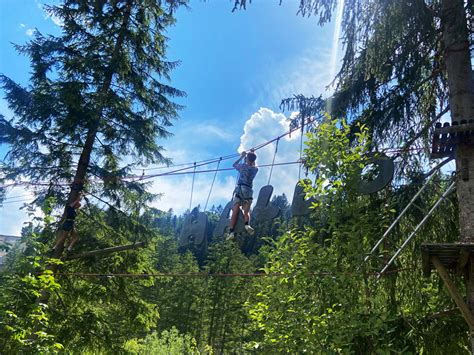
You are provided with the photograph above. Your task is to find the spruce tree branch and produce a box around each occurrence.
[81,196,130,240]
[84,189,158,242]
[64,242,146,260]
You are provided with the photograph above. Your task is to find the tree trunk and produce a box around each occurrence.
[441,0,474,351]
[441,0,474,240]
[51,0,133,260]
[36,1,134,310]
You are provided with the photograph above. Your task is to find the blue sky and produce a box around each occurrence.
[0,0,341,235]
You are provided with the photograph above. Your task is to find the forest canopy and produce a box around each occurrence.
[1,0,473,353]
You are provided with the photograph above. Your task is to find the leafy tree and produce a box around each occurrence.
[150,250,204,336]
[0,203,63,353]
[236,0,474,349]
[123,327,205,354]
[143,233,259,353]
[235,0,473,236]
[202,241,258,353]
[247,117,466,353]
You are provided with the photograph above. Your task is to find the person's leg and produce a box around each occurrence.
[229,203,240,230]
[67,228,78,252]
[226,201,241,240]
[242,201,251,224]
[53,230,67,250]
[243,201,255,235]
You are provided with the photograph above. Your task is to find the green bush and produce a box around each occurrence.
[124,327,211,354]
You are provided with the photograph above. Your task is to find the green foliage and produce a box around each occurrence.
[146,237,259,353]
[0,0,188,215]
[0,229,63,353]
[304,116,369,196]
[202,241,258,352]
[247,118,467,353]
[1,0,189,351]
[124,327,206,354]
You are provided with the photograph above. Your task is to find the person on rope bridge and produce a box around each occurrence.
[226,150,258,241]
[53,192,83,252]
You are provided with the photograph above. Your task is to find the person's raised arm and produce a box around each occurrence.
[233,151,247,169]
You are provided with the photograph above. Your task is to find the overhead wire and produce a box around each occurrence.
[0,116,454,191]
[1,147,453,192]
[49,266,413,279]
[267,138,279,185]
[189,162,197,210]
[0,161,303,190]
[1,173,457,205]
[1,197,35,205]
[0,113,457,196]
[0,150,458,199]
[204,158,221,211]
[6,156,456,191]
[128,116,319,181]
[0,193,33,200]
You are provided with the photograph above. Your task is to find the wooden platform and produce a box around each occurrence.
[431,120,474,158]
[421,243,474,277]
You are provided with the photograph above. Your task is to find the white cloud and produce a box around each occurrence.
[147,108,304,214]
[18,23,34,37]
[237,107,303,204]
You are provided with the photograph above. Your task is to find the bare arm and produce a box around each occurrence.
[233,151,246,169]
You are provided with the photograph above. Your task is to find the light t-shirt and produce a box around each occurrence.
[235,163,258,187]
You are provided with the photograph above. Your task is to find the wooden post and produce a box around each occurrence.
[432,256,474,330]
[457,249,470,275]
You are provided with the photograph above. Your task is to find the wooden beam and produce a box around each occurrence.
[64,242,146,260]
[432,256,474,330]
[421,247,431,277]
[434,123,474,134]
[457,249,470,275]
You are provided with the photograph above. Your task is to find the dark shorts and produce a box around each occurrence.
[62,220,74,231]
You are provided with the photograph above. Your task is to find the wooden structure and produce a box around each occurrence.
[422,243,474,330]
[431,120,474,158]
[425,120,474,331]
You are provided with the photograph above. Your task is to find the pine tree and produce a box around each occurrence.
[0,0,188,349]
[0,0,187,256]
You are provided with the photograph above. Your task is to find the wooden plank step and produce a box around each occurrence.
[421,243,474,276]
[431,120,474,158]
